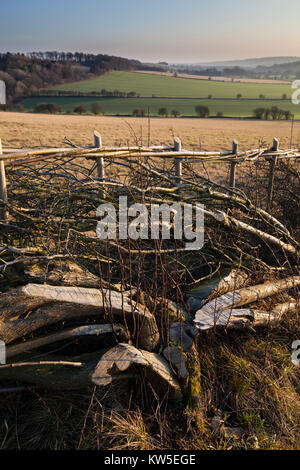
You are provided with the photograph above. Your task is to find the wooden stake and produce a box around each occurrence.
[267,138,279,209]
[0,139,8,221]
[94,131,105,199]
[174,137,182,182]
[229,140,238,188]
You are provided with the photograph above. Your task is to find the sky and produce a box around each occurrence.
[0,0,299,63]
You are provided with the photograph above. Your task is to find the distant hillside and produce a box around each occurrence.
[257,59,300,77]
[172,56,300,80]
[181,57,300,69]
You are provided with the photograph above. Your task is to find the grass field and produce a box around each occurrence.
[2,112,300,151]
[20,71,298,119]
[52,71,293,99]
[20,96,300,119]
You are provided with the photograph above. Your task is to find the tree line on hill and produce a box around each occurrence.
[2,101,295,121]
[175,59,300,80]
[177,66,256,78]
[0,52,162,103]
[26,51,160,73]
[36,89,141,98]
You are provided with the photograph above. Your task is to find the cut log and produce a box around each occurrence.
[194,276,300,330]
[0,351,104,390]
[6,324,128,359]
[0,344,181,396]
[193,306,292,330]
[187,269,248,313]
[92,343,181,401]
[0,284,159,351]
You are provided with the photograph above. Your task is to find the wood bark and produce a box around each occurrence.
[0,284,159,351]
[92,343,181,401]
[194,276,300,330]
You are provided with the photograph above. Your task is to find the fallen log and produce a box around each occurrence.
[6,324,128,359]
[193,303,299,330]
[187,269,249,314]
[92,343,181,401]
[194,276,300,330]
[0,284,159,351]
[0,343,181,397]
[0,351,103,389]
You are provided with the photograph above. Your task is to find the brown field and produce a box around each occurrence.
[1,112,299,152]
[134,70,292,85]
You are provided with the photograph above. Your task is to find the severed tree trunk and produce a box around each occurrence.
[0,284,159,351]
[0,351,104,390]
[6,324,127,358]
[194,276,300,330]
[0,344,182,399]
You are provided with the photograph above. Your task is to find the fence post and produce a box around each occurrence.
[174,137,182,182]
[0,139,8,221]
[229,139,238,188]
[94,131,105,199]
[267,138,279,209]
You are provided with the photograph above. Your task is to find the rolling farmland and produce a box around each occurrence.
[19,71,300,118]
[52,71,292,99]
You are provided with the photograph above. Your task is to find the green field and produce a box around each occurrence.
[20,96,300,119]
[22,71,298,118]
[52,71,292,99]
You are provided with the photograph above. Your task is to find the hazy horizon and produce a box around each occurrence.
[0,0,299,63]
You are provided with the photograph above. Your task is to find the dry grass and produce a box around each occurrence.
[1,112,300,151]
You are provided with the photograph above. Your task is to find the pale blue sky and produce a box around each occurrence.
[0,0,299,63]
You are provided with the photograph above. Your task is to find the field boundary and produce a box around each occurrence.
[1,134,299,220]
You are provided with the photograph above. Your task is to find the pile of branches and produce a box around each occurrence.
[0,142,299,418]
